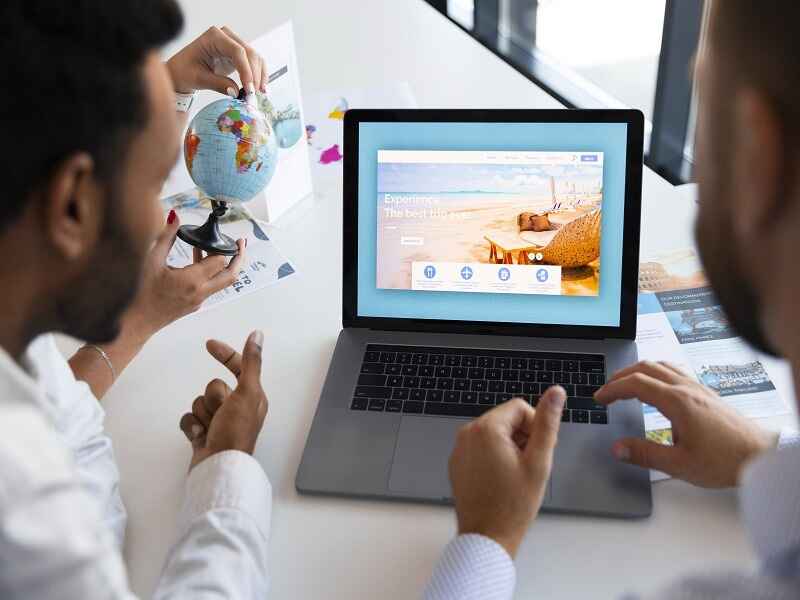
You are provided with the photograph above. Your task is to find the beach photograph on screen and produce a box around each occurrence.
[375,150,604,296]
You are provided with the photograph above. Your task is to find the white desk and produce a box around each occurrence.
[89,1,797,597]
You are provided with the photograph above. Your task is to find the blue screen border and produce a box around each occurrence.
[342,109,644,340]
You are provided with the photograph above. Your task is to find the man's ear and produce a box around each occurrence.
[729,88,783,241]
[42,152,105,260]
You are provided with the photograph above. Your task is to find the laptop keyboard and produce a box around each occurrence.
[351,344,608,424]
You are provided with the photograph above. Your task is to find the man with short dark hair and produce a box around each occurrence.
[0,1,276,597]
[424,2,800,598]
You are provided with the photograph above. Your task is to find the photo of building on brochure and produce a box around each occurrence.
[697,360,775,397]
[637,251,786,452]
[376,150,604,297]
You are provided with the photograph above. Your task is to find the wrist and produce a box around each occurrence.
[116,307,157,350]
[165,59,194,94]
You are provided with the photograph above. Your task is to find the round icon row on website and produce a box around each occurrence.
[423,265,550,283]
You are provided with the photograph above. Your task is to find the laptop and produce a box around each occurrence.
[296,109,652,518]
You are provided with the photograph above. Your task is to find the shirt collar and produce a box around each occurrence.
[740,443,800,565]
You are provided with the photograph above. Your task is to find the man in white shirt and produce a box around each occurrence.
[0,1,277,597]
[424,2,800,598]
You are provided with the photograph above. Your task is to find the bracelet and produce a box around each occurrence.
[84,344,116,382]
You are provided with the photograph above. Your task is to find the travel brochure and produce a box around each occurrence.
[637,246,789,481]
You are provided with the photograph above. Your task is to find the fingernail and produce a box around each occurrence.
[226,86,238,98]
[167,209,176,225]
[191,424,203,439]
[613,444,631,461]
[250,330,264,350]
[246,82,255,95]
[260,82,267,93]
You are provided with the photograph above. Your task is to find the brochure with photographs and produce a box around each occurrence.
[637,247,788,481]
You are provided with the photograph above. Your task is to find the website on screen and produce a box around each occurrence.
[376,150,604,297]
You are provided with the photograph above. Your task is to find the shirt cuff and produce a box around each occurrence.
[777,429,800,449]
[180,450,271,538]
[424,534,516,600]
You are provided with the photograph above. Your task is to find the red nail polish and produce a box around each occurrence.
[167,209,176,225]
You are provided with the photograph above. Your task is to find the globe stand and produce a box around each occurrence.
[176,200,239,256]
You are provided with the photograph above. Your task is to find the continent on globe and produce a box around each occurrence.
[183,97,278,205]
[217,107,268,173]
[184,133,200,172]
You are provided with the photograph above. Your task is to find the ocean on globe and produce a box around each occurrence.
[274,116,302,148]
[184,97,279,204]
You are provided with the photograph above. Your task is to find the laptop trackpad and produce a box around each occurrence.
[388,416,462,500]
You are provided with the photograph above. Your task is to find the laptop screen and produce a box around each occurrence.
[356,121,629,328]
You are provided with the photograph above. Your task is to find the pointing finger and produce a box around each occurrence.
[609,361,689,385]
[210,26,254,92]
[594,373,682,421]
[221,26,265,91]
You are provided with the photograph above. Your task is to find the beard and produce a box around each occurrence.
[694,198,779,358]
[56,201,144,345]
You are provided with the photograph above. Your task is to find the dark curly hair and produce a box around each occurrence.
[0,0,183,229]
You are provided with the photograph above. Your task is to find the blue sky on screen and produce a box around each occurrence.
[377,162,603,194]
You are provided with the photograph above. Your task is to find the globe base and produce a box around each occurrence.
[176,201,239,256]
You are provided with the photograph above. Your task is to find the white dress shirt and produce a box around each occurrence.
[0,334,271,599]
[424,431,800,600]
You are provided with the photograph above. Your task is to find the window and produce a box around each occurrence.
[426,0,705,184]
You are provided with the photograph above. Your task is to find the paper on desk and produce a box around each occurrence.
[162,188,297,313]
[637,247,789,482]
[302,82,417,189]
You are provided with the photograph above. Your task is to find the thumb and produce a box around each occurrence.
[612,437,679,474]
[152,210,180,262]
[195,70,240,98]
[523,385,565,467]
[238,330,264,394]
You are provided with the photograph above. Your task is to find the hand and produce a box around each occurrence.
[179,331,268,471]
[122,210,245,342]
[594,361,777,487]
[166,25,268,96]
[449,388,566,558]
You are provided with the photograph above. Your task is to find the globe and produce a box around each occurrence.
[177,97,279,256]
[183,97,279,204]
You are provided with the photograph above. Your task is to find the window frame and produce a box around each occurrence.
[424,0,705,185]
